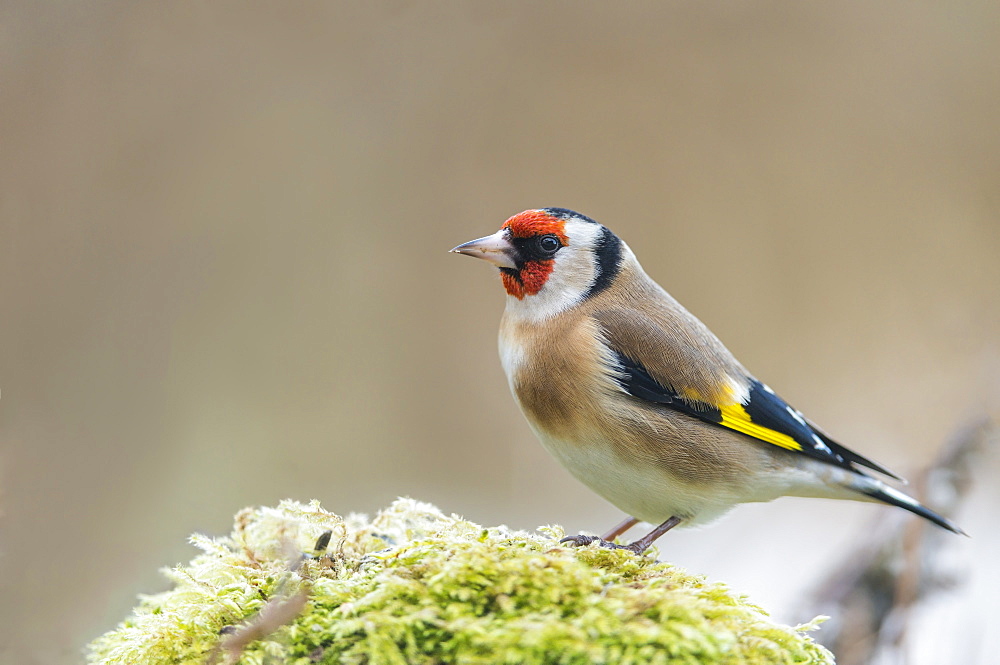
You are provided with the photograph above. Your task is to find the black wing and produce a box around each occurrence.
[612,351,902,480]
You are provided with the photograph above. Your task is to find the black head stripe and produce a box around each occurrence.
[541,207,600,224]
[583,226,623,300]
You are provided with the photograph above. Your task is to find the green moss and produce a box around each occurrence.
[88,499,833,664]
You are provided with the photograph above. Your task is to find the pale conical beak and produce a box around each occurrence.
[449,230,519,269]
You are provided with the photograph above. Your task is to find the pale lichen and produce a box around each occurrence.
[88,498,833,664]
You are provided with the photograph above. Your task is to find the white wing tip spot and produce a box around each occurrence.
[811,433,832,453]
[785,405,808,426]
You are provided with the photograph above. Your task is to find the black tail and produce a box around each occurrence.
[859,482,967,535]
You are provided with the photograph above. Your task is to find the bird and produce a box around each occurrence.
[450,207,965,554]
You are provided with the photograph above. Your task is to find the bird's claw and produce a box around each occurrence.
[560,534,631,550]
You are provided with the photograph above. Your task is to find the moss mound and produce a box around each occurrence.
[88,498,833,664]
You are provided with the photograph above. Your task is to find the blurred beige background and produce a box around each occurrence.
[2,2,999,663]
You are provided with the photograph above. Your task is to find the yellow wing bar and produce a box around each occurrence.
[718,403,802,451]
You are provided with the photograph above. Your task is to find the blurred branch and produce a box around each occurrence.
[804,418,997,665]
[210,589,308,665]
[207,526,335,665]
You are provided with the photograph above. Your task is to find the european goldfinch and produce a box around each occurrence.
[451,208,965,553]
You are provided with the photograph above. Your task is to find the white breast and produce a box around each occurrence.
[497,327,525,395]
[528,425,745,527]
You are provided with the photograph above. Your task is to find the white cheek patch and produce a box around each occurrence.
[504,220,605,323]
[563,218,605,245]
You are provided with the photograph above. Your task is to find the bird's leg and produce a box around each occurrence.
[621,516,683,553]
[602,516,639,541]
[561,516,683,553]
[559,516,639,548]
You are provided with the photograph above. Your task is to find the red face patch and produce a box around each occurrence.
[498,210,568,299]
[502,210,569,244]
[501,260,553,299]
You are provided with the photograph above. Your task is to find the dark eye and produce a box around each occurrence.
[536,234,561,255]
